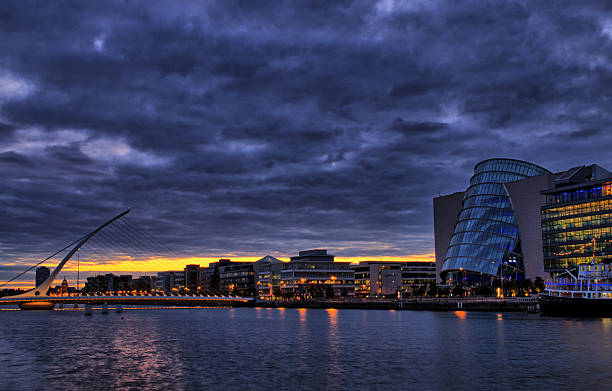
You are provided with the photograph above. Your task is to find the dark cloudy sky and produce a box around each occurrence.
[2,0,612,271]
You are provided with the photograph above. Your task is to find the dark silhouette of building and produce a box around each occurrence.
[130,276,152,292]
[184,264,201,293]
[60,277,69,295]
[200,265,219,294]
[35,266,50,287]
[84,273,152,293]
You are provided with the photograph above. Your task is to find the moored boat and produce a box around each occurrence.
[539,262,612,317]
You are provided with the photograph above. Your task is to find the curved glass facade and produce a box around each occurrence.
[442,159,551,282]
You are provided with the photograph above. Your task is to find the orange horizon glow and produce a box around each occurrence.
[0,253,435,289]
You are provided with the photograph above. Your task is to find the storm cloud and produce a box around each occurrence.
[2,0,612,269]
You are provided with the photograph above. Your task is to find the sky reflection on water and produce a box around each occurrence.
[1,308,611,390]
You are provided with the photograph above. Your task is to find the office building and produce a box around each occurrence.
[218,259,255,297]
[84,274,111,293]
[130,276,152,292]
[153,271,185,293]
[401,262,436,291]
[184,264,201,293]
[199,258,259,297]
[541,164,612,275]
[352,261,436,297]
[35,266,50,287]
[200,265,219,295]
[352,261,402,297]
[281,249,354,298]
[254,255,285,300]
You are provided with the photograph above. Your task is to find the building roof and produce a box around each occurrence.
[473,158,551,174]
[543,164,612,194]
[254,255,284,265]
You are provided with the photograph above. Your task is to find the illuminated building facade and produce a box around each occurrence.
[254,256,284,300]
[352,261,402,297]
[199,258,261,297]
[153,271,185,293]
[541,165,612,276]
[351,261,435,297]
[281,249,354,298]
[435,158,553,285]
[401,262,436,290]
[218,261,255,297]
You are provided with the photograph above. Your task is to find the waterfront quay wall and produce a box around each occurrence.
[255,297,537,312]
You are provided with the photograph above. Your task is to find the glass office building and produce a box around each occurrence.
[441,159,551,283]
[541,165,612,276]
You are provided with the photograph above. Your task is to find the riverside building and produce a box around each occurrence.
[351,261,435,297]
[435,159,612,288]
[152,271,185,293]
[280,249,354,298]
[435,159,552,286]
[254,255,285,300]
[184,264,201,293]
[352,261,402,297]
[541,165,612,275]
[401,262,436,291]
[218,260,255,297]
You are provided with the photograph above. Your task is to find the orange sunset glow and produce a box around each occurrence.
[1,253,435,289]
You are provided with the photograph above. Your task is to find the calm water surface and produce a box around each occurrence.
[1,308,611,390]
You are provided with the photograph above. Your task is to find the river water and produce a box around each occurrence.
[0,307,611,390]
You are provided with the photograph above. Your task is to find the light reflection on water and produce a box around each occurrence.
[1,308,612,390]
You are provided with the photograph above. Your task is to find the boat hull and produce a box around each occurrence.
[539,294,612,317]
[18,301,56,310]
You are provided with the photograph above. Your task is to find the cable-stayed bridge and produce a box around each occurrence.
[0,295,250,309]
[0,208,253,310]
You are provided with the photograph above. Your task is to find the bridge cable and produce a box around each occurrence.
[0,232,92,289]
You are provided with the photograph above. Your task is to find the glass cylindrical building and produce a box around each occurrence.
[441,159,551,284]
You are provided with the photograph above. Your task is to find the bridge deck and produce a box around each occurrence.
[0,295,253,306]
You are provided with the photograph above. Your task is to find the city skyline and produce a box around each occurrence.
[4,1,612,283]
[3,252,436,290]
[2,3,612,390]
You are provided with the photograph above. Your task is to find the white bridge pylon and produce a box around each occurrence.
[11,208,131,298]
